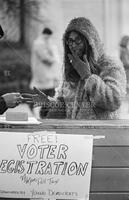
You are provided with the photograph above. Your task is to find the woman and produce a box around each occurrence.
[35,17,126,120]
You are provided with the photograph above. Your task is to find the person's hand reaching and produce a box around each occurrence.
[32,87,50,106]
[22,87,54,107]
[2,93,23,108]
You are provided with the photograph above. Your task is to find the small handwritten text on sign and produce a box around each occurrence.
[0,131,93,199]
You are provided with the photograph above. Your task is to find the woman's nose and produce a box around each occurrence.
[71,42,77,48]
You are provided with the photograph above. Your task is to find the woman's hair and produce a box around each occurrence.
[64,43,80,83]
[64,33,99,83]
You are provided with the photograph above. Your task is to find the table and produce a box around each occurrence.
[0,119,129,200]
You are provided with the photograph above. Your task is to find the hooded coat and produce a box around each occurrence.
[47,17,126,120]
[120,35,129,69]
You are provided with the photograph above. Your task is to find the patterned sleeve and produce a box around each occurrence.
[85,58,126,111]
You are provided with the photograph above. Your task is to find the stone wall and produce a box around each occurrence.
[60,0,129,60]
[1,0,129,60]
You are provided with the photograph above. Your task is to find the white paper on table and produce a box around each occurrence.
[0,116,41,124]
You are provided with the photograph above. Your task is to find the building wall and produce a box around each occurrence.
[0,10,19,42]
[1,0,129,61]
[61,0,105,40]
[60,0,127,60]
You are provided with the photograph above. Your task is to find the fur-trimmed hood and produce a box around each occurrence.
[63,17,104,65]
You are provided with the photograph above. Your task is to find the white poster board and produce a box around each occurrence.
[0,131,93,199]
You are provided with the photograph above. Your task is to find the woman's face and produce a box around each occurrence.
[67,31,85,57]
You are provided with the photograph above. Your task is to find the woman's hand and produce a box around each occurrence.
[32,87,50,106]
[68,52,91,80]
[22,87,54,107]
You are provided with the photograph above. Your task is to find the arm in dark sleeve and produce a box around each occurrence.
[0,96,8,114]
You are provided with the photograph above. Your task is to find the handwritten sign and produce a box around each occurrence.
[0,131,93,199]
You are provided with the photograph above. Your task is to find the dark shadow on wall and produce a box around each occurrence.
[0,41,32,96]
